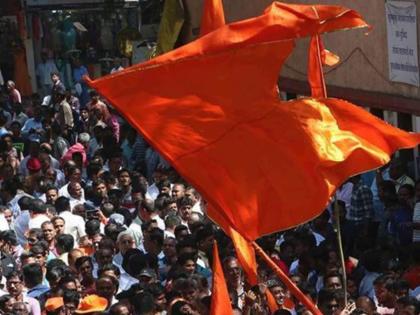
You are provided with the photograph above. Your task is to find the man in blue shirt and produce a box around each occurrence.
[23,263,49,299]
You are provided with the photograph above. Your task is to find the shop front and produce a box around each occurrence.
[25,0,153,96]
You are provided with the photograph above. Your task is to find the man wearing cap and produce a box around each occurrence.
[26,157,42,176]
[18,133,42,177]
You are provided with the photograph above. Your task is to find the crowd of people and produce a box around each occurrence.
[0,71,418,315]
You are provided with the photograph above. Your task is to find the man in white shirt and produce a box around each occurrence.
[28,199,49,229]
[55,196,87,246]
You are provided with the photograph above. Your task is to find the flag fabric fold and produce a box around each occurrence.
[210,240,233,315]
[200,0,225,37]
[308,34,327,98]
[86,2,420,243]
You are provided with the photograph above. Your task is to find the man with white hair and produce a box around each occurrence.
[7,80,21,105]
[113,230,135,269]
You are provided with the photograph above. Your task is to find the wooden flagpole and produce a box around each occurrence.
[252,241,322,315]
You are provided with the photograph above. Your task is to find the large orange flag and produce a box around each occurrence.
[86,2,420,242]
[210,240,233,315]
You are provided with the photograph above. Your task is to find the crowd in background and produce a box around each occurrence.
[0,72,418,315]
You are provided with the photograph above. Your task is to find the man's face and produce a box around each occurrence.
[180,205,192,221]
[81,109,89,120]
[69,169,82,183]
[6,276,23,296]
[112,305,131,315]
[320,298,340,315]
[225,259,242,284]
[79,260,93,278]
[172,185,185,200]
[160,186,171,195]
[42,223,56,242]
[325,276,342,290]
[34,251,46,267]
[118,235,135,254]
[165,202,177,214]
[184,189,197,203]
[181,287,198,304]
[118,171,131,187]
[374,284,393,305]
[154,294,167,312]
[96,278,115,300]
[39,153,50,171]
[163,238,176,258]
[4,209,12,225]
[90,233,103,252]
[182,259,196,274]
[51,74,59,83]
[96,183,107,197]
[270,286,286,306]
[53,219,65,235]
[46,189,58,204]
[97,249,113,267]
[70,182,83,199]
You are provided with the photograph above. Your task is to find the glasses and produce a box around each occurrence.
[7,281,21,287]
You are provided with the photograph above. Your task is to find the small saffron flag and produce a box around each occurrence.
[210,240,233,315]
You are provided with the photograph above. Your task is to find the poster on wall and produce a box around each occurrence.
[386,1,419,87]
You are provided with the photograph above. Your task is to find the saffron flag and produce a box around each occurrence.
[210,240,233,315]
[200,0,225,36]
[86,2,420,242]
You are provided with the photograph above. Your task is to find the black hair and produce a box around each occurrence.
[176,196,194,208]
[373,274,396,293]
[148,227,164,247]
[56,234,75,253]
[74,256,93,271]
[98,263,121,278]
[30,199,47,213]
[18,195,33,211]
[194,224,214,243]
[131,292,156,314]
[6,271,23,281]
[63,289,80,306]
[23,263,43,287]
[85,219,101,236]
[55,196,71,213]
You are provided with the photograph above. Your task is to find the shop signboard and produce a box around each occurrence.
[385,1,419,87]
[27,0,138,7]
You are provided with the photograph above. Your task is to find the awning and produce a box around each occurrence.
[26,0,139,10]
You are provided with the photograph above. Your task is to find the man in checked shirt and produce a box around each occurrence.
[346,175,374,252]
